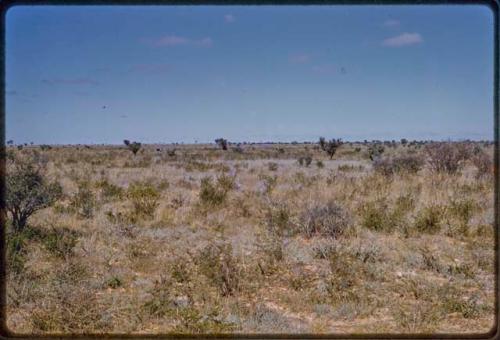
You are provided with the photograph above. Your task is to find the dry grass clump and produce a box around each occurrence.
[127,181,160,219]
[298,201,351,238]
[198,174,235,208]
[195,242,241,297]
[69,180,97,219]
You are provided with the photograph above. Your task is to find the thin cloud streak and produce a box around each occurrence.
[382,32,423,47]
[383,19,400,27]
[146,35,213,47]
[41,77,100,86]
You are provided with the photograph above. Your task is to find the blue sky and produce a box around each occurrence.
[6,5,494,144]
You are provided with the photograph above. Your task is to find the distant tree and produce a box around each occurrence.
[319,137,343,159]
[401,138,408,146]
[215,138,228,150]
[123,140,141,155]
[7,140,13,145]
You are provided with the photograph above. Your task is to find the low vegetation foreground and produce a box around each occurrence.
[5,139,495,334]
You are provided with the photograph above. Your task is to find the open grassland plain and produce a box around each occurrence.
[5,141,496,334]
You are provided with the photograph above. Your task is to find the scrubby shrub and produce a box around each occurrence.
[257,233,284,275]
[267,162,278,171]
[95,179,124,202]
[471,149,493,178]
[298,201,351,238]
[40,226,80,258]
[106,277,122,289]
[199,174,234,208]
[298,156,312,167]
[39,144,52,151]
[373,155,424,176]
[319,137,343,159]
[258,174,278,195]
[316,160,324,169]
[265,202,292,236]
[196,243,240,296]
[367,144,385,161]
[293,171,318,187]
[359,200,391,232]
[424,142,470,174]
[232,145,244,154]
[413,205,445,234]
[6,153,62,232]
[70,181,96,219]
[127,181,160,218]
[6,227,38,273]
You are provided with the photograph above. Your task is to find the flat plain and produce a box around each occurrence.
[5,140,495,334]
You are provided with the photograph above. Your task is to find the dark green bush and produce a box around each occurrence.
[6,153,62,232]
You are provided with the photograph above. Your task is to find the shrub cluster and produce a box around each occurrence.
[424,142,471,174]
[373,154,424,176]
[298,156,312,167]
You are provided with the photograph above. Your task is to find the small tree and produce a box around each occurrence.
[6,153,62,232]
[319,137,343,159]
[215,138,229,151]
[123,140,141,155]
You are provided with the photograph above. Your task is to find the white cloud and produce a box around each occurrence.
[383,19,400,27]
[149,35,213,47]
[382,32,423,47]
[224,14,236,23]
